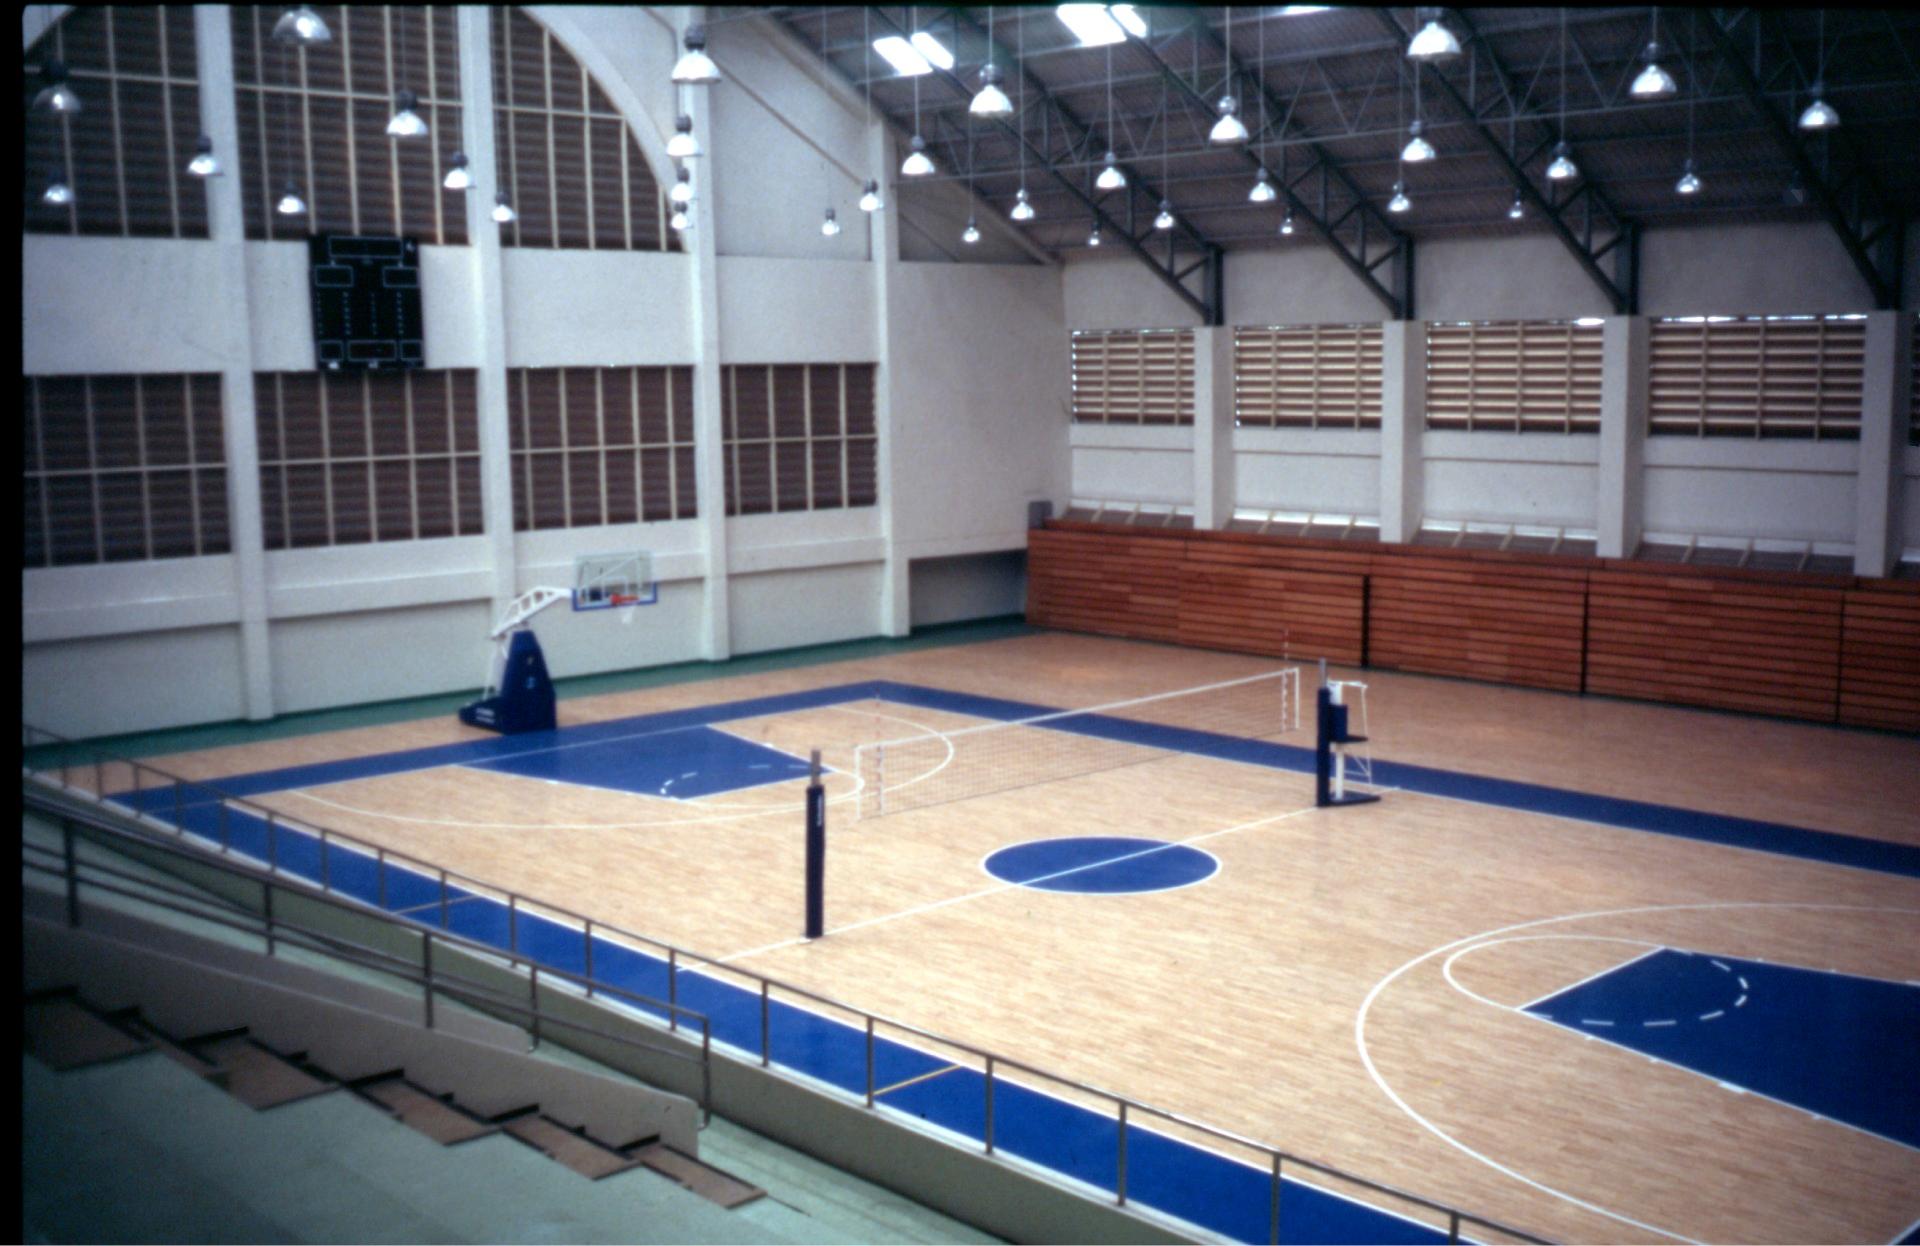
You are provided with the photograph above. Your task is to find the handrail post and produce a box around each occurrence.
[984,1056,996,1154]
[759,980,770,1066]
[267,812,278,873]
[668,948,679,1032]
[508,893,518,958]
[220,801,231,853]
[438,868,449,928]
[1270,1154,1282,1244]
[319,828,331,891]
[377,847,388,909]
[422,934,435,1029]
[95,755,104,801]
[583,920,594,999]
[701,1022,712,1125]
[62,819,80,928]
[263,880,276,957]
[529,965,541,1050]
[1447,1211,1460,1244]
[865,1017,876,1107]
[173,778,183,829]
[1117,1101,1129,1206]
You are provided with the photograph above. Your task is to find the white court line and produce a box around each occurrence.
[1889,1213,1920,1245]
[717,803,1319,965]
[1438,936,1663,1014]
[1357,901,1920,1244]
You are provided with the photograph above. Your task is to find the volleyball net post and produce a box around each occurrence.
[804,748,825,939]
[1315,659,1380,808]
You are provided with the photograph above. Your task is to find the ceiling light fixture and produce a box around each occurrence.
[1011,14,1033,222]
[667,115,700,159]
[972,12,1013,118]
[821,208,841,237]
[442,152,472,191]
[859,179,883,212]
[1508,190,1524,219]
[962,216,980,244]
[910,30,955,71]
[1388,181,1411,213]
[277,181,308,215]
[1095,151,1125,190]
[672,24,721,84]
[670,167,694,204]
[1402,118,1435,163]
[1011,187,1035,221]
[871,35,932,76]
[1055,4,1146,48]
[1279,208,1295,236]
[1210,14,1248,144]
[272,6,332,46]
[1087,220,1102,247]
[1798,10,1838,130]
[187,136,221,178]
[1546,139,1579,181]
[491,192,516,223]
[670,207,691,231]
[1677,12,1702,197]
[32,59,82,113]
[387,89,428,138]
[1249,169,1277,203]
[42,179,74,206]
[1675,159,1701,195]
[1154,199,1176,230]
[901,134,935,177]
[1406,8,1461,61]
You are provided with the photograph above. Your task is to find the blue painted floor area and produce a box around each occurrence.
[1528,948,1920,1150]
[467,725,815,800]
[983,836,1219,894]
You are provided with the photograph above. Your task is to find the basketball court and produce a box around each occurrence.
[48,615,1920,1246]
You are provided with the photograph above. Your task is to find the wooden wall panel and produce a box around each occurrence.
[1839,584,1920,731]
[1027,528,1182,644]
[1585,569,1843,721]
[1368,556,1587,691]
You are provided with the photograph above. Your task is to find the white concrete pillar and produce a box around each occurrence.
[1378,319,1425,544]
[195,5,273,720]
[458,8,518,614]
[871,121,911,637]
[1855,310,1911,578]
[1191,326,1235,529]
[1597,315,1649,559]
[681,10,730,659]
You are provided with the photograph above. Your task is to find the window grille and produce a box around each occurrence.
[722,365,878,516]
[23,7,207,239]
[255,370,483,548]
[1070,330,1195,425]
[1233,324,1382,428]
[509,367,697,530]
[23,374,228,568]
[492,8,676,252]
[1425,319,1603,433]
[231,6,465,244]
[1649,314,1865,439]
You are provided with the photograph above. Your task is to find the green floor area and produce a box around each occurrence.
[23,615,1036,766]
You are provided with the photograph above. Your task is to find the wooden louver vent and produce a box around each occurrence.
[508,366,697,530]
[1425,320,1603,433]
[1649,315,1865,439]
[1070,330,1196,425]
[1233,324,1383,429]
[721,364,877,516]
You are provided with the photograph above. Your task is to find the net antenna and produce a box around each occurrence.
[855,666,1301,820]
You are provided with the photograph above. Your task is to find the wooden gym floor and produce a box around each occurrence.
[114,631,1920,1244]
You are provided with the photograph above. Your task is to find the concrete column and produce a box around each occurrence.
[1191,327,1235,529]
[195,5,273,720]
[682,12,730,659]
[871,121,911,636]
[458,8,518,615]
[1854,311,1911,578]
[1378,319,1425,544]
[1597,315,1649,559]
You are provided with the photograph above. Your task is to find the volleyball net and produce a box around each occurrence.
[854,667,1301,820]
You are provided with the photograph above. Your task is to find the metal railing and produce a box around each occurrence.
[21,723,1551,1245]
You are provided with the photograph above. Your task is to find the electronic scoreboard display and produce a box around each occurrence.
[308,234,424,371]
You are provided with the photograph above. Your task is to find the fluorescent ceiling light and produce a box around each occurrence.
[1279,5,1332,14]
[1055,4,1145,47]
[910,31,955,71]
[871,36,931,76]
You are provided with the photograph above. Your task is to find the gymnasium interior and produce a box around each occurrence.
[19,5,1920,1244]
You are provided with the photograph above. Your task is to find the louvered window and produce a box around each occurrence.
[24,374,228,567]
[1425,319,1603,433]
[1234,324,1382,428]
[509,367,697,530]
[1070,330,1195,425]
[231,6,465,244]
[256,370,483,548]
[1649,314,1865,439]
[722,365,878,516]
[492,8,676,252]
[23,7,207,239]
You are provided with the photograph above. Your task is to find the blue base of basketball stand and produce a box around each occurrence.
[1315,686,1380,808]
[459,630,557,735]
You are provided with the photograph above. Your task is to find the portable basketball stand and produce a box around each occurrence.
[458,552,654,736]
[1315,660,1379,808]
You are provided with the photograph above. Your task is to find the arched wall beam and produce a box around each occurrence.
[1702,8,1903,309]
[1375,7,1638,313]
[1115,9,1410,319]
[921,6,1224,322]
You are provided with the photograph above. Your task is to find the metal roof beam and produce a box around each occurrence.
[1376,8,1636,312]
[1702,9,1902,309]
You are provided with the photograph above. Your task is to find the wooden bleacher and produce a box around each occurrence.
[1028,520,1920,731]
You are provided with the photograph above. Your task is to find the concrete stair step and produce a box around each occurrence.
[353,1075,499,1145]
[501,1112,645,1181]
[22,990,152,1071]
[629,1141,767,1209]
[187,1032,338,1110]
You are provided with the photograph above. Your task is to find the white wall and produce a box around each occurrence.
[910,552,1028,627]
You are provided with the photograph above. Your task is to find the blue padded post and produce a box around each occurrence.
[458,630,557,735]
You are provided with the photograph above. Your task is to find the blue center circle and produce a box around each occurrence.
[983,836,1218,894]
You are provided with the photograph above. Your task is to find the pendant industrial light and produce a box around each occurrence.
[860,181,883,212]
[670,207,691,231]
[1388,59,1411,212]
[962,216,981,244]
[902,13,935,176]
[971,7,1013,117]
[187,136,221,178]
[1629,8,1677,98]
[277,180,308,215]
[1154,200,1175,230]
[672,24,721,84]
[1010,13,1033,221]
[1095,43,1125,188]
[271,36,307,220]
[1508,190,1524,219]
[1209,14,1248,145]
[1402,61,1435,162]
[1546,11,1579,181]
[386,11,426,138]
[857,11,884,211]
[670,167,694,205]
[1248,16,1276,202]
[821,208,841,236]
[1279,208,1295,236]
[42,179,74,206]
[1153,79,1175,231]
[1087,218,1102,247]
[491,192,516,223]
[1676,12,1702,195]
[1405,7,1461,61]
[1388,182,1411,213]
[667,115,700,159]
[442,152,471,191]
[1798,11,1839,130]
[32,59,82,113]
[1011,188,1034,221]
[272,5,332,46]
[1249,169,1276,202]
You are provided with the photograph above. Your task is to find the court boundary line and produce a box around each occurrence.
[1438,936,1663,1013]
